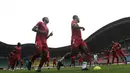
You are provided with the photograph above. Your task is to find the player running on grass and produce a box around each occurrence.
[104,49,110,65]
[13,42,22,70]
[57,15,91,70]
[53,56,57,67]
[27,17,53,72]
[70,55,76,67]
[111,41,127,64]
[7,52,16,70]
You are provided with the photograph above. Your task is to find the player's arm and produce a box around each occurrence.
[118,44,122,49]
[64,52,71,57]
[46,31,53,39]
[72,23,85,31]
[32,26,46,36]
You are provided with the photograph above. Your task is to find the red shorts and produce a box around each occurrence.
[79,58,83,63]
[53,61,56,65]
[15,54,21,60]
[35,39,48,53]
[71,60,75,64]
[86,54,91,61]
[71,37,86,50]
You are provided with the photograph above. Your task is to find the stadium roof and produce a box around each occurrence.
[85,17,130,53]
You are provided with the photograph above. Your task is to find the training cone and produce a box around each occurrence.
[93,66,102,70]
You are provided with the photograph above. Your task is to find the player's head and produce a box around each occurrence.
[10,52,14,56]
[73,15,80,23]
[42,17,49,24]
[17,42,21,47]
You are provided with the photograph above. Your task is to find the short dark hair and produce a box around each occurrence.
[17,42,21,46]
[42,17,46,21]
[42,17,49,23]
[73,15,78,20]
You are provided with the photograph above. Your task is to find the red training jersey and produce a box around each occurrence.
[53,57,56,62]
[71,56,76,62]
[71,20,81,39]
[112,42,121,51]
[35,21,49,42]
[14,46,21,55]
[113,42,120,48]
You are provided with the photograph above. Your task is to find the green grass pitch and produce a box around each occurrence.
[0,64,130,73]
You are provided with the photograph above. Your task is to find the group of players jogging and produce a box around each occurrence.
[104,41,127,65]
[7,42,24,71]
[7,15,127,72]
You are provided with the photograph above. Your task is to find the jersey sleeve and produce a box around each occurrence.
[35,21,42,27]
[71,20,76,26]
[71,20,78,28]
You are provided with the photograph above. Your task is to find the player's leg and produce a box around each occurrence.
[11,57,16,71]
[112,51,117,64]
[119,51,127,64]
[53,62,54,67]
[15,60,18,69]
[20,62,22,70]
[47,51,50,69]
[73,61,76,67]
[79,60,82,66]
[27,44,41,70]
[47,62,50,69]
[20,60,24,70]
[11,62,15,71]
[27,53,39,70]
[54,63,55,67]
[95,58,99,65]
[53,61,56,67]
[47,58,50,69]
[80,41,91,67]
[36,42,49,72]
[112,54,114,64]
[57,38,79,70]
[113,52,119,65]
[57,48,78,70]
[80,59,83,66]
[107,57,110,65]
[78,60,80,65]
[10,56,17,71]
[15,59,20,70]
[70,59,75,67]
[7,59,11,70]
[79,61,80,66]
[36,50,47,72]
[57,52,71,70]
[30,47,42,64]
[116,55,119,65]
[42,61,46,67]
[59,52,71,62]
